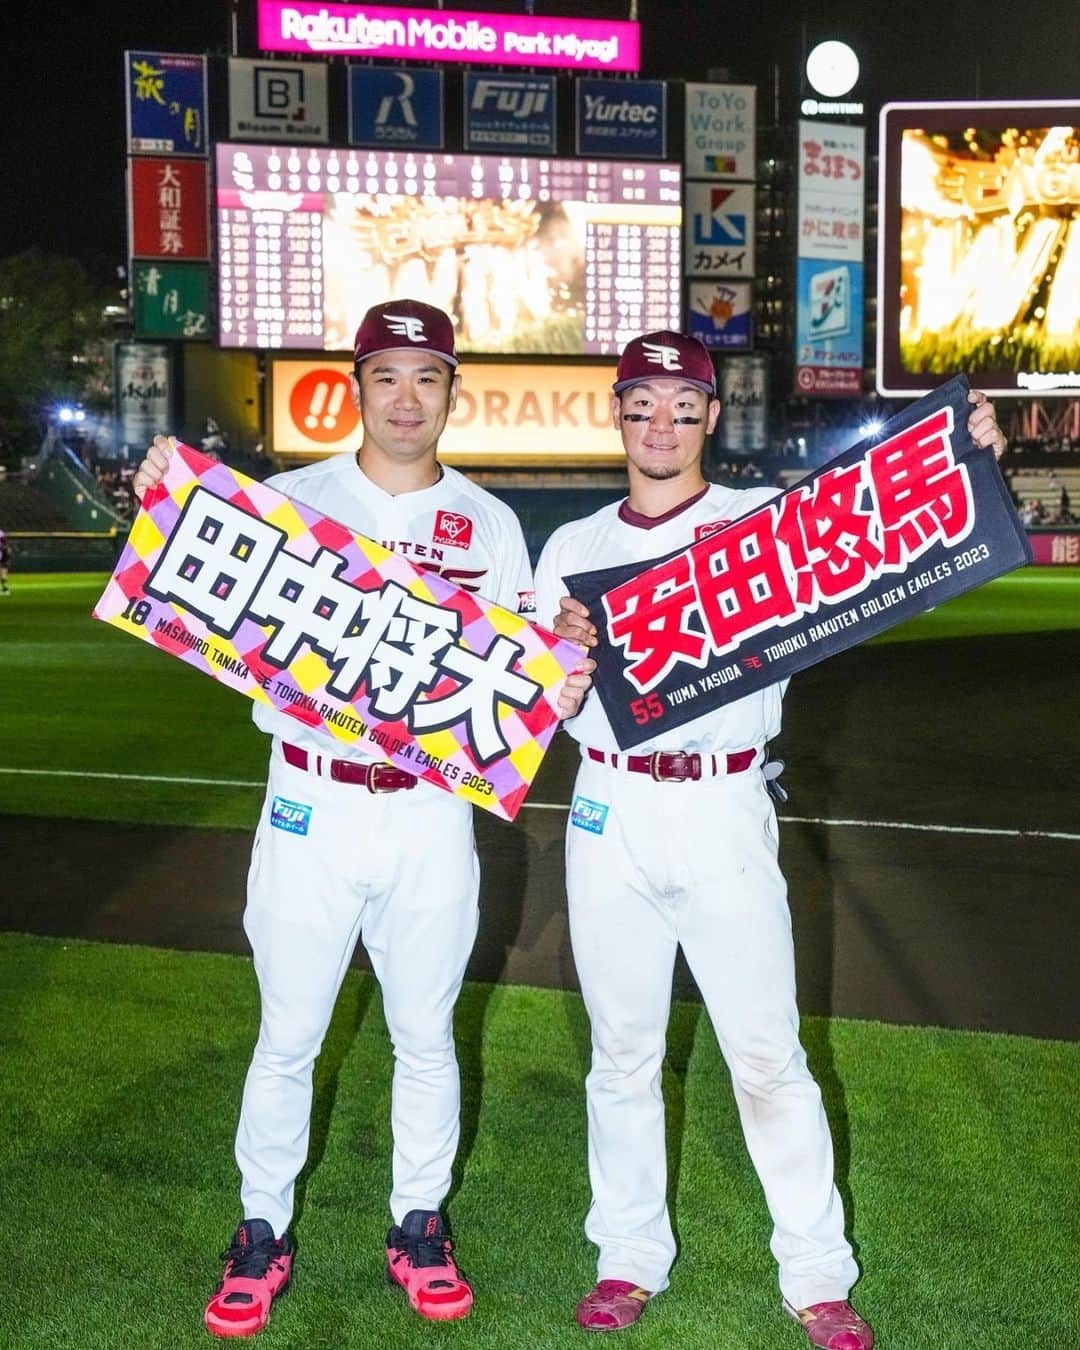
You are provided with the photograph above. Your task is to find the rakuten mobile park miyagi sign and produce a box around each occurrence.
[257,0,640,71]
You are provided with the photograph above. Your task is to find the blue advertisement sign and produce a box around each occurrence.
[575,78,666,159]
[795,258,864,396]
[463,73,557,153]
[688,281,752,350]
[125,51,208,156]
[348,67,444,149]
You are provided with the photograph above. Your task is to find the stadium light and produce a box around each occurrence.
[860,418,883,436]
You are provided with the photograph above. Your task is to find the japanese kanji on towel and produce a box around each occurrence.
[93,444,584,821]
[564,376,1031,750]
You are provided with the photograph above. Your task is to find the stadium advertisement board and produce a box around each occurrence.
[269,358,624,463]
[877,101,1080,396]
[125,51,208,156]
[131,262,211,340]
[718,355,768,453]
[687,281,752,350]
[685,182,755,278]
[574,79,667,159]
[256,0,641,71]
[348,67,444,149]
[114,343,174,448]
[227,57,329,142]
[795,120,865,397]
[464,73,557,153]
[1027,530,1080,565]
[128,157,209,260]
[683,83,756,181]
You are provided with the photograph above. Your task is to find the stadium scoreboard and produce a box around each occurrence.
[215,144,683,356]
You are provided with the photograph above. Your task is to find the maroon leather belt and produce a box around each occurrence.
[282,742,416,793]
[586,746,757,782]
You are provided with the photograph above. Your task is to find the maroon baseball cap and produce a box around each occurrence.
[353,299,459,368]
[613,330,716,396]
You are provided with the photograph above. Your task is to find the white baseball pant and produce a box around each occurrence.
[234,742,479,1236]
[566,756,859,1310]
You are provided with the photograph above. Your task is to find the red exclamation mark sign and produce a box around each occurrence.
[288,368,360,446]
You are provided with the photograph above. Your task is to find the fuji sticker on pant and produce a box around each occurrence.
[571,795,609,835]
[271,795,312,835]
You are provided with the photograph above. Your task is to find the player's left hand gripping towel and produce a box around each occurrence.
[93,445,583,821]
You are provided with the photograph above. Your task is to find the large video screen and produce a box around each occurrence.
[878,102,1080,396]
[215,144,682,356]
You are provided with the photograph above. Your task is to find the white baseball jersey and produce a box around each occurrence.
[252,454,535,762]
[535,482,785,754]
[540,480,859,1307]
[237,452,532,1235]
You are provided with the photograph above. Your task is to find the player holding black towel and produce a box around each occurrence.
[537,329,1005,1345]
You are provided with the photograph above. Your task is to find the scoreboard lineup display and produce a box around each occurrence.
[215,143,682,356]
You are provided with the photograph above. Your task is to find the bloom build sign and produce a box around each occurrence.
[257,1,640,70]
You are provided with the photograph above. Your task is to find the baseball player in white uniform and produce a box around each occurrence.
[133,300,591,1338]
[537,330,1007,1346]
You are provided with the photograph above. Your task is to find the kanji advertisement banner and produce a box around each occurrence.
[128,157,209,260]
[125,51,208,156]
[564,377,1031,749]
[93,446,583,821]
[795,120,865,397]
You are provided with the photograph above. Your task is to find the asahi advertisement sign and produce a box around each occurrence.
[115,342,173,448]
[719,355,767,453]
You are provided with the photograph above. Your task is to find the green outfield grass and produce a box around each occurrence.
[0,573,267,827]
[1,932,1076,1349]
[0,568,1077,830]
[868,566,1080,644]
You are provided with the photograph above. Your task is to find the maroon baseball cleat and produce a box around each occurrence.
[784,1298,875,1349]
[386,1210,473,1320]
[575,1280,652,1331]
[204,1219,293,1338]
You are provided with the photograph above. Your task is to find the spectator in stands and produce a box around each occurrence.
[0,529,11,595]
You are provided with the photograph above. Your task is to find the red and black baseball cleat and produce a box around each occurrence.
[784,1298,875,1349]
[575,1279,652,1332]
[204,1218,293,1338]
[386,1210,473,1321]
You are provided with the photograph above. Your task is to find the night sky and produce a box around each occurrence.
[3,0,1076,281]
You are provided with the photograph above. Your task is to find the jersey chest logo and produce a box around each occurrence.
[694,518,731,542]
[433,510,474,549]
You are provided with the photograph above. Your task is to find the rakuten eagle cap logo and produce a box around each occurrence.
[257,0,641,71]
[642,342,684,371]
